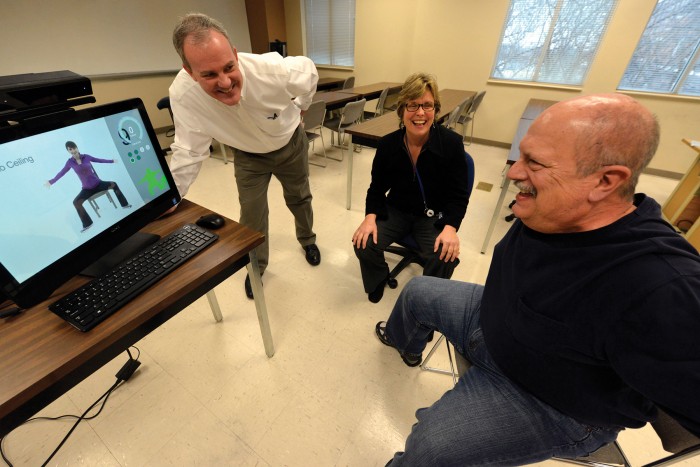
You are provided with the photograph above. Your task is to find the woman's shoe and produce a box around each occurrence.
[368,279,387,303]
[375,321,422,367]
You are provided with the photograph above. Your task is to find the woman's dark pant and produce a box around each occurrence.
[354,205,458,293]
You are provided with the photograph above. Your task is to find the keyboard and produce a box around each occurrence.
[50,224,218,331]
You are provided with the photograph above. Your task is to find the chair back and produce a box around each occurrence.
[342,76,355,89]
[339,98,366,129]
[303,100,326,131]
[374,87,390,117]
[384,87,400,113]
[443,97,471,130]
[465,90,486,118]
[465,151,475,198]
[157,96,175,138]
[157,96,174,120]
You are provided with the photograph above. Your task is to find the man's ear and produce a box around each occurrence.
[588,165,632,202]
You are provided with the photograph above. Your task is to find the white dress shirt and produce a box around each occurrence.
[168,52,318,197]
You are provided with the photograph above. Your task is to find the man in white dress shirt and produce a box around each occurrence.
[168,13,321,298]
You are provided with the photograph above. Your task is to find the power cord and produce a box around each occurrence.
[0,346,141,467]
[0,304,24,320]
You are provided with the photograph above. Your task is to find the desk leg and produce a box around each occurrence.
[246,250,275,357]
[206,290,223,322]
[346,137,353,210]
[480,172,512,254]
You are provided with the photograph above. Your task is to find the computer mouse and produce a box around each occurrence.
[196,213,225,230]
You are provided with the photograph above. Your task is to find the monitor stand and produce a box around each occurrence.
[80,232,160,278]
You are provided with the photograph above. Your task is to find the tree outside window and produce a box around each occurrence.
[618,0,700,97]
[491,0,616,86]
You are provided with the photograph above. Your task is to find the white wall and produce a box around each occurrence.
[1,0,251,76]
[315,0,700,175]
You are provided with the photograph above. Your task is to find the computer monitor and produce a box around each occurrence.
[0,98,180,308]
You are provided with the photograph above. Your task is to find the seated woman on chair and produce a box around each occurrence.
[45,141,131,233]
[352,73,470,303]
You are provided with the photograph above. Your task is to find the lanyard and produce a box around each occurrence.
[403,135,434,217]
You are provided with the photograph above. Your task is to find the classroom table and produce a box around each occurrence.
[479,98,557,253]
[338,82,403,101]
[316,77,345,92]
[0,199,272,438]
[342,89,476,210]
[312,90,359,111]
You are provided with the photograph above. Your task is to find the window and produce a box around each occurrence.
[304,0,355,67]
[491,0,616,86]
[618,0,700,97]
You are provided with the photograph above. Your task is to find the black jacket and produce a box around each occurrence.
[365,125,469,231]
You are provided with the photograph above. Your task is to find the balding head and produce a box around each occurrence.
[540,93,659,199]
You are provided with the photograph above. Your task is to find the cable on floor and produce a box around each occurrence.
[0,346,141,467]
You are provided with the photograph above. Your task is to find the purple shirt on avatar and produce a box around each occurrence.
[49,154,113,189]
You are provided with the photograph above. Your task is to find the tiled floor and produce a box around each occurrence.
[3,129,690,466]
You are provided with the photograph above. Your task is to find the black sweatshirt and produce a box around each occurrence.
[481,194,700,436]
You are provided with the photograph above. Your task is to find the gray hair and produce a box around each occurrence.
[173,13,231,69]
[574,96,660,200]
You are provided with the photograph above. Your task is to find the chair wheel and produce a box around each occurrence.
[387,278,398,289]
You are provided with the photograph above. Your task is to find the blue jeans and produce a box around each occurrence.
[384,276,620,466]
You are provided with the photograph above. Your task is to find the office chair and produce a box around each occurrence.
[363,87,390,121]
[322,98,366,162]
[456,90,486,145]
[156,96,228,163]
[443,96,473,132]
[303,100,328,167]
[341,76,355,89]
[156,96,175,139]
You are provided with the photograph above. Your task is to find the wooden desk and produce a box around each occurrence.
[480,99,557,253]
[338,82,402,101]
[316,77,345,92]
[439,89,477,122]
[342,89,476,210]
[0,199,273,438]
[312,90,358,111]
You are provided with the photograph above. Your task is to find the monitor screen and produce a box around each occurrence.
[0,98,180,308]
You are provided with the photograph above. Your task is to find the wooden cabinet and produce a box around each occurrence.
[662,138,700,251]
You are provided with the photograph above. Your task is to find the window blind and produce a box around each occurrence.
[491,0,617,86]
[618,0,700,97]
[304,0,355,67]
